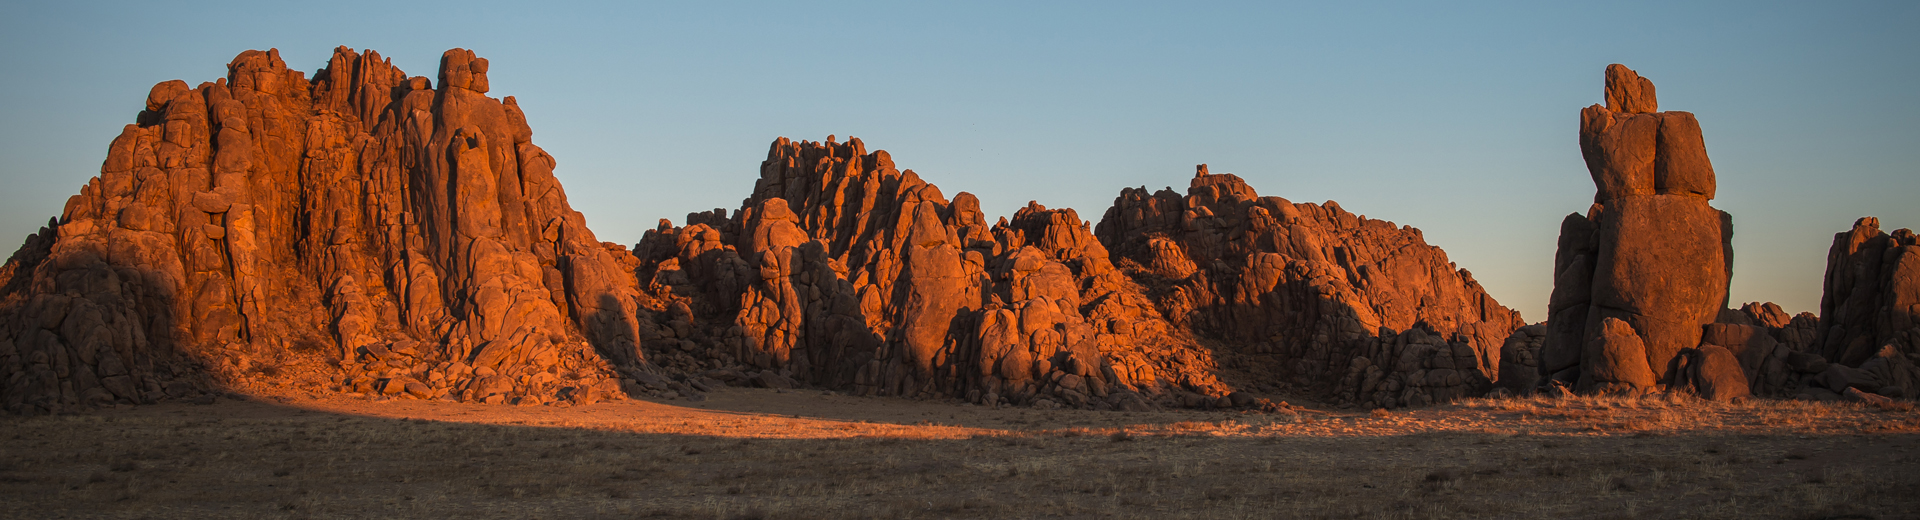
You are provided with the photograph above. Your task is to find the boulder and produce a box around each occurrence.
[1496,326,1544,394]
[1662,345,1750,402]
[1582,318,1657,393]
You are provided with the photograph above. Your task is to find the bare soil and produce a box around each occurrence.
[3,388,1918,519]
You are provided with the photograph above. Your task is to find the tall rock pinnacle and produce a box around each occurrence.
[1543,64,1733,394]
[0,48,647,414]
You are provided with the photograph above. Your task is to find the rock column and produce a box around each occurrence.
[1543,64,1733,393]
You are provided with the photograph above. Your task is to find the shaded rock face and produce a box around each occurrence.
[1698,304,1820,398]
[1093,166,1525,408]
[634,137,1227,409]
[1817,217,1920,368]
[1544,64,1732,394]
[0,48,644,414]
[1662,344,1750,402]
[1767,217,1920,401]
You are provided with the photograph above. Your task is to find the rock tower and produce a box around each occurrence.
[1542,64,1733,393]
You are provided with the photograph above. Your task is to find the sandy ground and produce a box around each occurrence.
[3,388,1919,519]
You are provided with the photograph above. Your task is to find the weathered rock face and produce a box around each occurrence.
[1093,166,1525,408]
[1699,301,1859,399]
[0,48,645,414]
[634,137,1229,409]
[1816,217,1920,368]
[1661,344,1750,402]
[1780,217,1920,401]
[1544,64,1733,394]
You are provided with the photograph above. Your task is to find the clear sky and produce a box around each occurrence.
[2,1,1914,322]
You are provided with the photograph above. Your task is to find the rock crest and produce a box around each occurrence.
[633,137,1228,409]
[1094,165,1525,408]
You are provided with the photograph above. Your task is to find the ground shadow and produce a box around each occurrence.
[1,393,1915,519]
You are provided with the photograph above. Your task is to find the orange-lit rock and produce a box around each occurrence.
[1093,165,1525,408]
[1546,64,1732,394]
[0,48,646,414]
[633,137,1229,409]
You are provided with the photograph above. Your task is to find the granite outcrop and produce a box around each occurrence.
[1094,166,1527,408]
[1542,64,1734,395]
[0,47,647,414]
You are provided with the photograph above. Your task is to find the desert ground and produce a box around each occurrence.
[2,388,1917,519]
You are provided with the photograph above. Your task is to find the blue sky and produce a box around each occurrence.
[2,1,1914,321]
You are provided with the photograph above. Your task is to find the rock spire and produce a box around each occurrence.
[1542,64,1733,394]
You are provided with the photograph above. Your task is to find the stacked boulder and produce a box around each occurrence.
[1698,302,1821,398]
[1542,64,1736,395]
[1538,66,1917,403]
[633,137,1231,409]
[1093,166,1526,408]
[0,47,646,414]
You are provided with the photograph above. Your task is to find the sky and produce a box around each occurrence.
[1,1,1914,322]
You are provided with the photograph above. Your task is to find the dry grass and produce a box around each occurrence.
[0,389,1916,519]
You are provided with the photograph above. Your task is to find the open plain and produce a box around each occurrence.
[3,388,1917,519]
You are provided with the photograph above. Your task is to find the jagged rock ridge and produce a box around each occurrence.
[634,136,1235,410]
[1094,166,1527,408]
[0,47,646,414]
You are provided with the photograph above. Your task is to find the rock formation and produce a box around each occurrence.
[1817,217,1920,367]
[1094,166,1526,408]
[1697,302,1816,397]
[632,137,1236,410]
[1798,217,1920,400]
[0,47,647,414]
[1542,64,1733,394]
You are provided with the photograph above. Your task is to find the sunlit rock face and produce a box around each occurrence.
[632,136,1233,410]
[1093,165,1526,409]
[1542,64,1733,394]
[0,47,648,414]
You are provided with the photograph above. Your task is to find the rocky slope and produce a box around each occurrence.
[0,47,647,414]
[1094,166,1527,408]
[633,137,1235,410]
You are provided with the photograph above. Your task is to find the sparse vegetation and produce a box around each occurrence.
[1,388,1915,518]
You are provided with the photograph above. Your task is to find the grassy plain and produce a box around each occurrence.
[2,388,1917,519]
